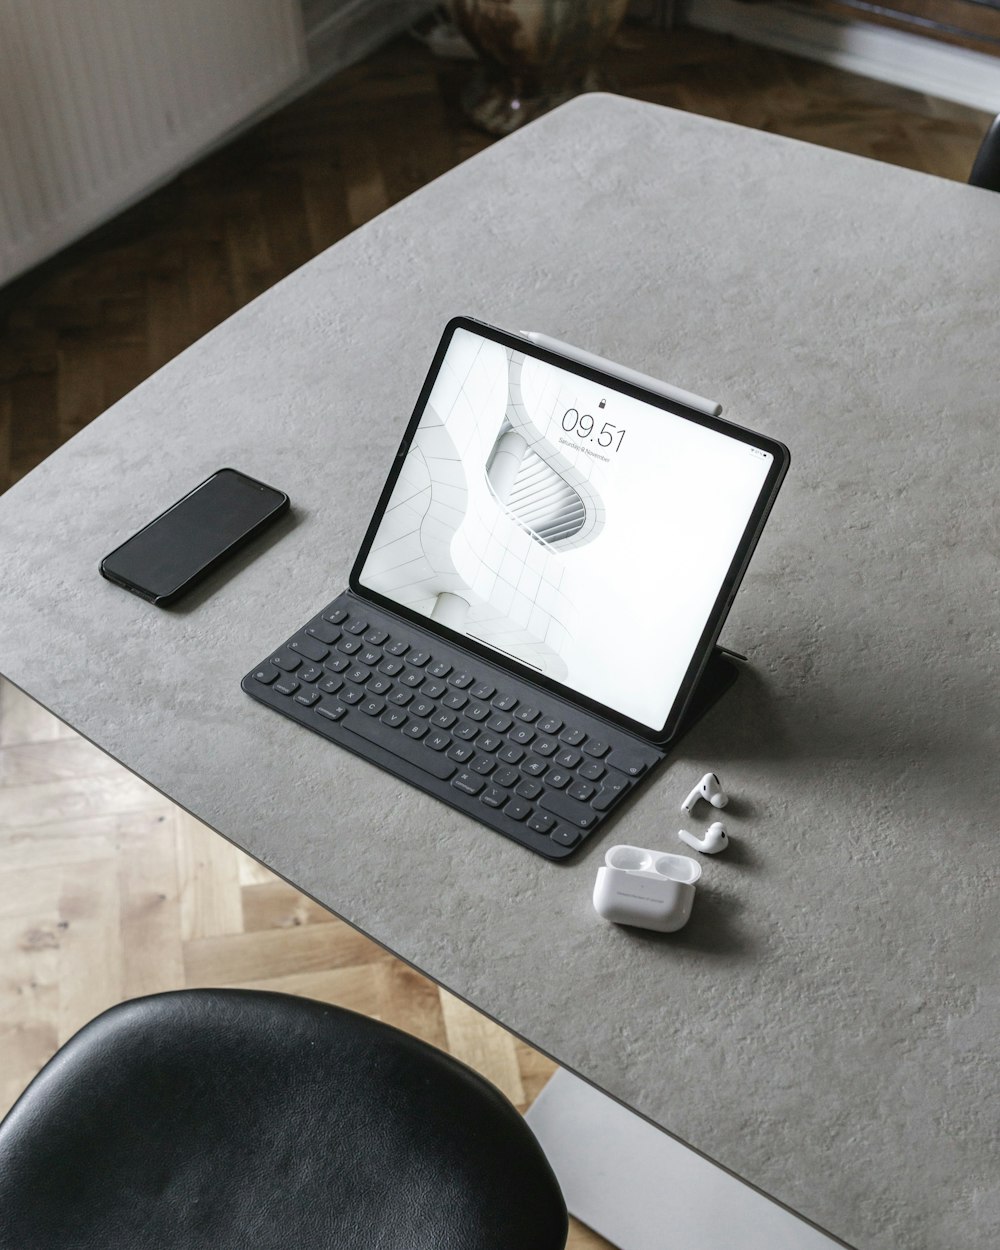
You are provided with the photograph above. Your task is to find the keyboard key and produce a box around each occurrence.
[545,769,571,790]
[295,690,320,707]
[368,676,392,695]
[381,708,407,728]
[538,716,563,735]
[364,628,388,646]
[337,637,362,655]
[447,743,475,763]
[307,622,341,645]
[379,658,404,676]
[385,639,409,657]
[470,754,496,776]
[299,665,323,684]
[476,732,502,753]
[539,791,597,831]
[408,650,431,667]
[319,676,344,695]
[442,690,468,710]
[583,739,610,758]
[480,786,506,808]
[471,682,495,701]
[498,744,524,765]
[555,748,581,769]
[550,826,581,849]
[515,705,540,723]
[388,688,412,706]
[425,731,450,752]
[521,757,547,778]
[493,766,519,788]
[492,692,517,712]
[453,722,478,740]
[453,772,485,797]
[533,737,558,757]
[359,648,383,667]
[342,711,455,779]
[511,726,535,746]
[322,606,348,625]
[404,721,429,739]
[487,713,512,733]
[270,652,301,673]
[346,665,372,685]
[252,664,280,685]
[567,780,596,802]
[431,710,457,729]
[411,698,434,718]
[528,812,556,835]
[504,798,531,822]
[422,680,447,699]
[592,778,630,812]
[361,698,386,718]
[325,655,350,673]
[274,679,299,696]
[560,727,586,747]
[316,702,346,722]
[516,779,542,800]
[343,617,367,635]
[606,751,649,778]
[427,659,452,678]
[290,637,329,663]
[466,703,490,722]
[579,760,605,782]
[400,670,424,687]
[339,685,363,705]
[450,671,474,689]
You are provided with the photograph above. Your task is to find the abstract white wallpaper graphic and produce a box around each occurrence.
[362,336,602,678]
[361,329,774,729]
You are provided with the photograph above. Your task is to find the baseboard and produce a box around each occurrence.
[685,0,1000,112]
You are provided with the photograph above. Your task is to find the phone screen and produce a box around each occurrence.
[101,468,288,603]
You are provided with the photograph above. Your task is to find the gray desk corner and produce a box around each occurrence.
[1,94,998,1250]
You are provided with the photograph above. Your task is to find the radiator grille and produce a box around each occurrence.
[0,0,305,284]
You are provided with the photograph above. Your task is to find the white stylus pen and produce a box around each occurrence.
[518,330,722,418]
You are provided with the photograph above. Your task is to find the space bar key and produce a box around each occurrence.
[340,712,457,781]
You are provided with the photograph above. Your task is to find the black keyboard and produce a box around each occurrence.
[242,592,664,858]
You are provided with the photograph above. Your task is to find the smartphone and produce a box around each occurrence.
[100,468,289,605]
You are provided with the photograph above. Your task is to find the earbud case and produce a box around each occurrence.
[593,845,702,933]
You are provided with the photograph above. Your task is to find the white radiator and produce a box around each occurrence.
[0,0,306,285]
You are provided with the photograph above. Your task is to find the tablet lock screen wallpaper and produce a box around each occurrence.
[359,329,772,730]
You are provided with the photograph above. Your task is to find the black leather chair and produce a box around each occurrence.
[0,989,568,1250]
[969,113,1000,191]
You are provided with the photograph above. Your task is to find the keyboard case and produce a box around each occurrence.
[243,591,738,860]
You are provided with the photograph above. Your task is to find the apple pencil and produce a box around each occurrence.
[518,330,722,418]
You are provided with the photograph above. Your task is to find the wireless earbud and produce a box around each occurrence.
[678,822,729,855]
[681,771,728,815]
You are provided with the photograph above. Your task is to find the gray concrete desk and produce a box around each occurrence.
[1,95,997,1250]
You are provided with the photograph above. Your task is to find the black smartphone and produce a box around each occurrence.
[100,468,289,605]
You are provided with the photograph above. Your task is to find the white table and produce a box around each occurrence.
[1,94,997,1250]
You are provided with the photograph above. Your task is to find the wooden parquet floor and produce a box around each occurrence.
[0,23,991,1247]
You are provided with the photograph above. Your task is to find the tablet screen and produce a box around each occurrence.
[355,322,785,735]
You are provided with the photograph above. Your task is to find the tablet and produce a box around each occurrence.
[351,316,789,741]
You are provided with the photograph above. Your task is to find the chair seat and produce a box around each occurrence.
[0,989,567,1250]
[969,113,1000,192]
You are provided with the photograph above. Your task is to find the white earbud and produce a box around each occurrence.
[681,771,728,815]
[678,822,729,855]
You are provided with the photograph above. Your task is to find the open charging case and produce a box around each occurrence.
[593,845,702,933]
